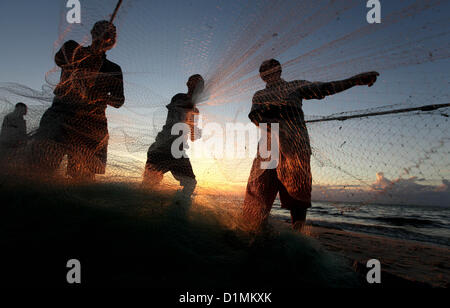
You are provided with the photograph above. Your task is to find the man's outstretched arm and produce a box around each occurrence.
[294,71,379,100]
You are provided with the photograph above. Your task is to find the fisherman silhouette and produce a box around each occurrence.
[142,74,204,197]
[0,103,28,172]
[244,59,379,232]
[31,20,124,180]
[0,103,27,150]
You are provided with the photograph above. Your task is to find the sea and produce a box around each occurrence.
[271,200,450,247]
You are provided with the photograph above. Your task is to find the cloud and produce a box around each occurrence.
[372,172,392,190]
[312,172,450,207]
[372,172,429,193]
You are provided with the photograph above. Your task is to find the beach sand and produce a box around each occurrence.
[304,225,450,287]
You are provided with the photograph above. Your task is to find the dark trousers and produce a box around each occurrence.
[143,150,197,196]
[243,158,310,228]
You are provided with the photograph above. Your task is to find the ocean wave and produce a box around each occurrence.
[373,217,438,227]
[307,219,450,247]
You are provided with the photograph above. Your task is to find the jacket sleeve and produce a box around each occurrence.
[248,92,282,125]
[248,93,264,125]
[289,79,357,100]
[106,65,125,108]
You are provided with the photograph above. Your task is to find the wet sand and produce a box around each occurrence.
[305,225,450,287]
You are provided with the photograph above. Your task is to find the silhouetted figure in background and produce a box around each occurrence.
[31,20,124,180]
[0,103,27,150]
[142,74,204,197]
[244,59,378,232]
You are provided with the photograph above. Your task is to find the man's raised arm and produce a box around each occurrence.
[293,71,379,100]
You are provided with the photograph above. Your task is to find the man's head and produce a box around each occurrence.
[15,102,27,116]
[91,20,117,52]
[187,74,205,98]
[259,59,282,84]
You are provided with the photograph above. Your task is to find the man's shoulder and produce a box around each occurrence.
[4,112,19,124]
[103,57,122,72]
[60,40,82,54]
[252,89,267,102]
[169,93,192,107]
[5,112,16,120]
[172,93,189,101]
[55,40,82,66]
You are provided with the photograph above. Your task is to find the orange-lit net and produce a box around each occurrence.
[0,0,448,208]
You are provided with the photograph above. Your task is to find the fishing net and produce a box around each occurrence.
[0,0,449,208]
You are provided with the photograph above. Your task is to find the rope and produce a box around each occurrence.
[306,103,450,124]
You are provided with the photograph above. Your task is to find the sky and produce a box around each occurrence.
[0,0,448,205]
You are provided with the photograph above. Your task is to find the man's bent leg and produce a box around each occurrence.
[142,163,164,187]
[29,138,65,178]
[28,105,67,177]
[67,145,91,181]
[243,158,279,231]
[177,176,197,197]
[279,184,310,232]
[170,157,197,197]
[142,151,166,188]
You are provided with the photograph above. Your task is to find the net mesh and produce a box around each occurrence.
[0,0,449,208]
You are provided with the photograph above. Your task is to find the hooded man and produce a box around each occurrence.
[142,74,204,197]
[32,20,124,180]
[244,59,379,231]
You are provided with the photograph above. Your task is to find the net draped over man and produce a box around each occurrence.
[31,20,124,180]
[244,59,379,231]
[142,74,204,198]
